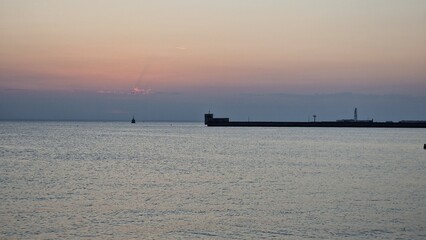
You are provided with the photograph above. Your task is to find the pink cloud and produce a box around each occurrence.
[131,87,152,95]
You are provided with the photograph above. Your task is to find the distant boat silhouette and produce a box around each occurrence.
[131,116,136,123]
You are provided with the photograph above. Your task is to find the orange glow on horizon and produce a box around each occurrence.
[1,0,426,95]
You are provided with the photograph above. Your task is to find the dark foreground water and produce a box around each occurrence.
[0,122,425,239]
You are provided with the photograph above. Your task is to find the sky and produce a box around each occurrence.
[1,0,426,121]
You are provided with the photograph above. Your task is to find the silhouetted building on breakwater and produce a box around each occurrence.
[204,109,426,128]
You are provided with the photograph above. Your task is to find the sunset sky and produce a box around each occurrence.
[1,0,426,120]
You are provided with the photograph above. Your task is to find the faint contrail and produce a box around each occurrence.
[131,57,156,94]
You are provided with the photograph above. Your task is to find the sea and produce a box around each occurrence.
[0,121,425,239]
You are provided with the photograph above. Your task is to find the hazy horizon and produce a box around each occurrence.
[1,89,425,122]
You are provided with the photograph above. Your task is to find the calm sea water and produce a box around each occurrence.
[0,122,425,239]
